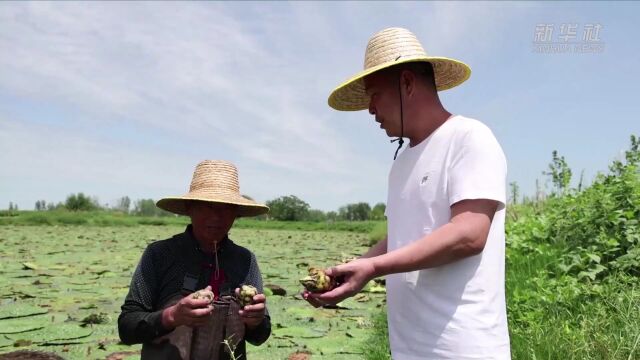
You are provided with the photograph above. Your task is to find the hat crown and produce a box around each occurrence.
[189,160,240,194]
[364,27,429,70]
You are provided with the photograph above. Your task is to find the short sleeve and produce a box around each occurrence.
[447,124,507,207]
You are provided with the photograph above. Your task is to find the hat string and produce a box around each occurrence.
[391,74,405,160]
[213,241,220,280]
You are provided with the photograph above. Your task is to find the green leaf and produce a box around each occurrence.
[0,315,49,334]
[6,323,92,343]
[0,303,48,320]
[586,253,601,264]
[21,262,39,270]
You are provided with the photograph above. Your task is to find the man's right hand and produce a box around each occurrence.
[161,286,214,329]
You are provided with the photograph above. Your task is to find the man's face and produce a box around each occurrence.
[188,201,237,247]
[364,71,401,137]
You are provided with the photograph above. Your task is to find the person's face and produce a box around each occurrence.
[364,71,401,137]
[188,201,237,248]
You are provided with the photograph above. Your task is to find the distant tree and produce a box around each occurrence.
[305,209,326,222]
[577,170,585,192]
[509,182,520,205]
[65,193,98,211]
[535,178,545,203]
[610,134,639,175]
[326,211,338,222]
[265,195,310,221]
[370,202,386,220]
[133,199,159,216]
[543,150,572,195]
[8,202,14,211]
[114,196,131,213]
[47,202,61,211]
[338,202,371,221]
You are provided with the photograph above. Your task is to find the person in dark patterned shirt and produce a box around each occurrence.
[118,160,271,360]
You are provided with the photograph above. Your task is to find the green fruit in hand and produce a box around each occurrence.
[299,267,335,293]
[192,289,214,304]
[238,285,258,306]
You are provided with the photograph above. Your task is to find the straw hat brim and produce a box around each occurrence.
[156,192,269,218]
[328,56,471,111]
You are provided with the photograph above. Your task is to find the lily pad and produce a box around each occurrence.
[285,307,317,319]
[365,284,386,293]
[0,315,49,334]
[21,262,39,270]
[0,303,49,320]
[6,323,92,344]
[274,325,328,339]
[0,336,13,348]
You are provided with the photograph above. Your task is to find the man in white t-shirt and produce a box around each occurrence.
[304,28,511,359]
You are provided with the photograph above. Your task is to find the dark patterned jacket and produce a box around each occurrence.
[118,225,271,359]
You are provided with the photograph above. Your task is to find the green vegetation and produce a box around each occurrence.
[0,210,378,233]
[0,210,188,227]
[505,136,639,360]
[9,191,387,224]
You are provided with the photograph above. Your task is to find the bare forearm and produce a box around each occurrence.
[371,222,482,277]
[361,237,387,259]
[370,200,496,277]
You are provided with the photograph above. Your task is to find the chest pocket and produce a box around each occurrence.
[418,161,445,206]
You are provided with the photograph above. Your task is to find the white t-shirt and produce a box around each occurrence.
[385,115,510,360]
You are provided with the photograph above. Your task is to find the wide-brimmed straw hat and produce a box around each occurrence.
[328,27,471,111]
[156,160,269,217]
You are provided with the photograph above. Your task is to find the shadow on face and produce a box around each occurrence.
[186,201,238,249]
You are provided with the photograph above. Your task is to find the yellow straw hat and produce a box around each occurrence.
[156,160,269,217]
[328,27,471,111]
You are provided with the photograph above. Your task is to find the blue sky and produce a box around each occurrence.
[1,2,639,211]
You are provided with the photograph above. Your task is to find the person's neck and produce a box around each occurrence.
[197,237,226,254]
[408,107,452,147]
[188,227,227,253]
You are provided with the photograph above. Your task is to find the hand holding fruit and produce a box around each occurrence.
[299,267,336,293]
[235,285,266,329]
[162,286,214,329]
[303,259,376,308]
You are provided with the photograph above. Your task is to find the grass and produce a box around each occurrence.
[367,221,387,246]
[361,311,390,360]
[506,248,640,360]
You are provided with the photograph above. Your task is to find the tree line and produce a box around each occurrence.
[20,193,386,221]
[28,194,172,217]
